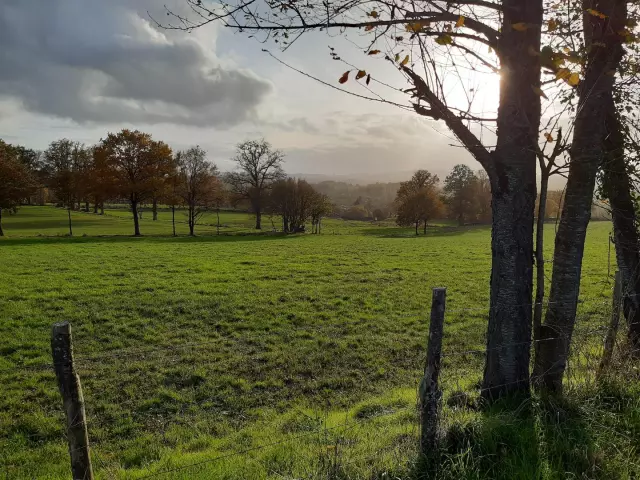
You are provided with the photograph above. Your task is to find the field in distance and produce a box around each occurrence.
[1,206,637,479]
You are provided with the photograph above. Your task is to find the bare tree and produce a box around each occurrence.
[225,139,285,230]
[176,146,224,236]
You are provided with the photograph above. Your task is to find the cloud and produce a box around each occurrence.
[0,0,273,126]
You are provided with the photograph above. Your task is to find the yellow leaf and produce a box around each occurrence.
[435,34,453,45]
[364,24,374,31]
[369,10,378,18]
[368,49,381,55]
[456,15,465,28]
[338,71,349,84]
[547,18,558,32]
[401,55,410,66]
[356,70,367,80]
[567,73,580,86]
[555,68,571,80]
[532,85,548,99]
[394,53,400,62]
[512,22,529,31]
[544,132,554,142]
[586,8,607,19]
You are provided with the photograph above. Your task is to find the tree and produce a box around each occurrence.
[534,0,629,392]
[443,165,478,225]
[44,139,91,236]
[225,139,285,230]
[176,146,224,236]
[96,130,174,236]
[395,170,443,235]
[269,178,318,232]
[0,143,36,236]
[310,193,333,234]
[473,170,492,223]
[162,0,545,399]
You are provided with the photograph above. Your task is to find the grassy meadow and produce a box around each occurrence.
[0,207,638,479]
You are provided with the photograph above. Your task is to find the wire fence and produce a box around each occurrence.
[1,291,638,479]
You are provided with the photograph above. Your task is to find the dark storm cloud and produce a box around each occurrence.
[0,0,273,126]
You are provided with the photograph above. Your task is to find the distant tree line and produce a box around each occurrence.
[0,133,333,237]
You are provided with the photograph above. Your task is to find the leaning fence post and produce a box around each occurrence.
[51,322,94,480]
[420,287,446,454]
[598,271,622,379]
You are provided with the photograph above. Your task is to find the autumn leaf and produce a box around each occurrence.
[544,132,554,142]
[401,55,410,66]
[364,25,374,31]
[369,10,378,18]
[368,49,381,55]
[555,68,571,80]
[586,8,607,19]
[456,15,465,28]
[395,53,400,62]
[567,73,580,86]
[547,18,558,32]
[435,34,453,45]
[512,22,529,31]
[356,70,367,80]
[366,74,371,85]
[406,21,429,33]
[338,71,349,84]
[532,85,548,99]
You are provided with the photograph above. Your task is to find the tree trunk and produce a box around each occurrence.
[0,208,4,236]
[603,108,640,351]
[67,208,73,236]
[423,220,427,235]
[85,201,89,212]
[533,171,549,347]
[152,198,158,221]
[172,205,176,237]
[100,203,104,215]
[481,0,542,400]
[93,201,98,214]
[255,209,262,230]
[534,0,626,393]
[131,200,141,236]
[216,208,220,236]
[415,221,419,235]
[189,206,195,236]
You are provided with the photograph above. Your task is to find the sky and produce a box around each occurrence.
[0,0,501,182]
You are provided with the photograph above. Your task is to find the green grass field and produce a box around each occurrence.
[1,207,638,479]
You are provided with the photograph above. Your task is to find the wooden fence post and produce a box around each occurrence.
[598,271,622,379]
[51,322,94,480]
[420,287,446,454]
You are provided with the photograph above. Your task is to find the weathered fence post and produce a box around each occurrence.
[420,287,446,454]
[598,271,622,379]
[51,322,94,480]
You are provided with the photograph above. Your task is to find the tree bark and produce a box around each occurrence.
[188,206,195,236]
[533,171,549,348]
[0,208,4,236]
[216,208,220,236]
[415,221,419,236]
[480,0,542,400]
[131,199,141,236]
[534,0,626,393]
[152,198,158,221]
[100,203,104,215]
[255,209,262,230]
[423,220,427,235]
[93,201,98,214]
[172,205,176,237]
[602,108,640,351]
[67,208,73,237]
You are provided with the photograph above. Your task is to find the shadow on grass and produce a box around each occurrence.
[359,224,491,238]
[0,232,303,247]
[411,395,601,480]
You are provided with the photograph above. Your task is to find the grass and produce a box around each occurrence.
[0,206,637,479]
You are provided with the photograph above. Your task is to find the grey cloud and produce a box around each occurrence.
[0,0,273,126]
